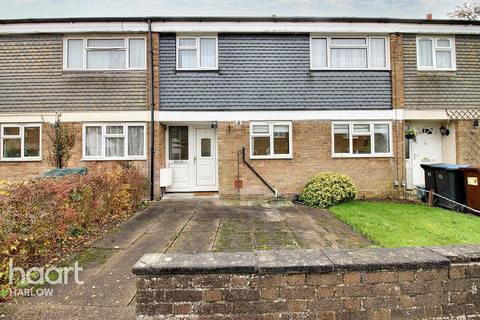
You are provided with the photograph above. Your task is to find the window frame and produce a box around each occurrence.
[310,35,390,70]
[0,124,42,161]
[82,123,147,161]
[176,35,219,71]
[250,121,293,160]
[416,36,456,71]
[331,121,393,158]
[63,36,147,71]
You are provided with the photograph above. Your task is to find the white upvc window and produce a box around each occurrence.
[176,35,218,70]
[416,36,456,70]
[250,122,292,159]
[0,124,41,161]
[310,36,389,70]
[64,36,146,70]
[331,122,392,157]
[82,123,146,160]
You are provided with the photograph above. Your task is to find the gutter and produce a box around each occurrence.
[148,19,155,201]
[1,16,480,26]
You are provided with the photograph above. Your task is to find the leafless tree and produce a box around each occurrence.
[449,1,480,20]
[43,114,76,168]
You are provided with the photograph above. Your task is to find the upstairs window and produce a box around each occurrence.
[1,124,41,161]
[250,122,292,159]
[64,37,146,70]
[311,36,389,70]
[176,36,218,70]
[417,37,455,70]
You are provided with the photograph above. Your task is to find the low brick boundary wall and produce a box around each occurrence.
[133,246,480,319]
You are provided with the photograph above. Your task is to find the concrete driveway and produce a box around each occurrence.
[3,196,370,319]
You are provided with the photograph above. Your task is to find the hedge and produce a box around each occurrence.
[0,164,148,290]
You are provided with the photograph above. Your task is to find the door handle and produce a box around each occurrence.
[194,156,197,164]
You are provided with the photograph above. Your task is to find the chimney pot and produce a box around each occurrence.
[426,13,433,20]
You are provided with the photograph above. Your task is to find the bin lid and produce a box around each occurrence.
[429,163,472,171]
[43,167,88,177]
[420,163,448,170]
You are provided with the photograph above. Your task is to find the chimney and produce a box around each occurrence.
[426,13,433,20]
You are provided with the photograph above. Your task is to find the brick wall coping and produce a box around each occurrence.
[132,245,480,276]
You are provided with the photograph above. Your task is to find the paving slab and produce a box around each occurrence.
[167,231,217,253]
[93,205,175,249]
[183,219,221,232]
[219,219,254,233]
[255,231,301,250]
[294,230,339,249]
[215,231,255,252]
[144,218,189,234]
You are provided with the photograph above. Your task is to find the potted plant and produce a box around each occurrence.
[405,128,417,140]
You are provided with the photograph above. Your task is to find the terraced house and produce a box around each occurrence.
[0,17,479,198]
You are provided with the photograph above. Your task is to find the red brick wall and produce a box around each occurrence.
[218,121,405,198]
[136,263,480,319]
[0,122,149,182]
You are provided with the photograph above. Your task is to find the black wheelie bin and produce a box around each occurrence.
[433,164,471,211]
[420,163,447,203]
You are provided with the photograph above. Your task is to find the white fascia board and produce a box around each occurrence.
[158,110,405,122]
[2,21,480,35]
[0,22,148,35]
[404,109,449,120]
[151,21,480,35]
[0,111,150,123]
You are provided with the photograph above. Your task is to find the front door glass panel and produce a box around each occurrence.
[201,138,211,157]
[169,126,188,160]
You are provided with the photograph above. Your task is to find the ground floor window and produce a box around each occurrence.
[332,122,392,157]
[83,123,146,160]
[0,124,41,161]
[250,121,292,159]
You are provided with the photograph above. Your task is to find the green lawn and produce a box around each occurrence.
[329,201,480,248]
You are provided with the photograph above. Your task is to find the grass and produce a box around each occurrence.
[329,201,480,248]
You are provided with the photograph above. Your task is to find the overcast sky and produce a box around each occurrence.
[0,0,463,20]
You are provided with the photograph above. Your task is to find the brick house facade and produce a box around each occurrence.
[0,17,479,198]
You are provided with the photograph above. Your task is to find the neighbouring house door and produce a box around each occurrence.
[410,123,442,187]
[166,125,218,192]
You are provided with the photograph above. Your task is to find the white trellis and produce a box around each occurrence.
[446,109,480,164]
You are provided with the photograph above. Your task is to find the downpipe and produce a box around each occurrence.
[241,147,279,197]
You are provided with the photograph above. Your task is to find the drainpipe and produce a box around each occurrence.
[241,147,278,197]
[148,19,155,201]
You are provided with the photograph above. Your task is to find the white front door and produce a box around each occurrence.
[166,125,218,192]
[408,123,442,187]
[195,128,216,187]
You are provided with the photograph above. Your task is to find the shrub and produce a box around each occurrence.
[0,164,148,288]
[299,172,357,208]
